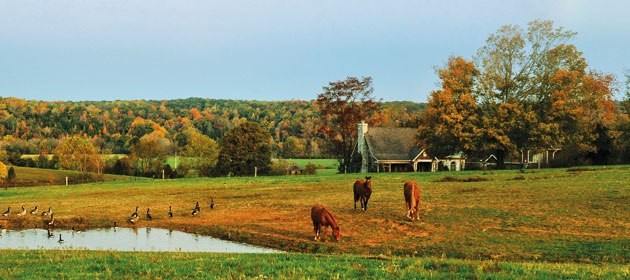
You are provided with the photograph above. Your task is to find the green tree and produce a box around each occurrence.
[417,56,480,158]
[315,76,381,172]
[180,126,219,177]
[55,136,99,173]
[7,166,15,182]
[215,121,272,176]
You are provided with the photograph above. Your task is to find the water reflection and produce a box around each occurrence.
[0,227,280,253]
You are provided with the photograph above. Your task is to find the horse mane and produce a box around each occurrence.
[324,209,338,228]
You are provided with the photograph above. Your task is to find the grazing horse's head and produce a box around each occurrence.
[332,226,340,241]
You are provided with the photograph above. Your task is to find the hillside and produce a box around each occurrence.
[0,97,425,157]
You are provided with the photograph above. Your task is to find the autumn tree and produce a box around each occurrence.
[215,121,272,176]
[0,162,7,184]
[473,20,614,167]
[179,126,219,177]
[417,56,480,158]
[55,135,100,173]
[130,133,172,176]
[315,76,381,172]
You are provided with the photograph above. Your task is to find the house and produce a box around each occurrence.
[350,122,433,173]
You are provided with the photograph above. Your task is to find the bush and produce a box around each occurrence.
[270,159,291,176]
[304,162,317,175]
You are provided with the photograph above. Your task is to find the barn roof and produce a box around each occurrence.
[364,127,423,161]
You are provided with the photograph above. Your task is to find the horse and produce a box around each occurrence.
[403,180,421,221]
[310,205,340,241]
[353,176,373,211]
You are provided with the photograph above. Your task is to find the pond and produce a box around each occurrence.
[0,227,281,253]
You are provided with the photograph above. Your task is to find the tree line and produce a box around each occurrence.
[0,96,423,178]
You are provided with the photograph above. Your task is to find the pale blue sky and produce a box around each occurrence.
[1,0,628,102]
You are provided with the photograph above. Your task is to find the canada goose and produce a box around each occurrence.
[145,208,152,221]
[210,198,215,209]
[113,221,118,231]
[48,213,55,226]
[17,205,26,216]
[128,215,139,224]
[30,205,39,215]
[131,206,139,219]
[2,207,10,217]
[191,207,199,216]
[58,234,64,243]
[168,206,173,218]
[41,207,52,217]
[47,225,54,238]
[195,201,200,212]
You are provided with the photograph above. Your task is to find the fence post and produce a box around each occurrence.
[66,176,68,186]
[254,167,257,177]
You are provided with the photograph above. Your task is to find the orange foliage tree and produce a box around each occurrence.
[417,56,480,158]
[315,76,381,172]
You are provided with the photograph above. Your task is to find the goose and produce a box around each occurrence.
[191,207,199,216]
[16,205,26,216]
[113,221,118,231]
[128,207,139,224]
[48,213,55,226]
[195,201,201,212]
[128,215,139,224]
[41,207,52,217]
[2,207,10,217]
[30,205,39,215]
[47,225,54,238]
[168,206,173,218]
[131,206,139,219]
[58,234,64,243]
[210,198,215,209]
[145,208,152,221]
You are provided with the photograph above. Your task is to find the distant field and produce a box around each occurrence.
[1,166,141,187]
[285,158,338,169]
[0,166,627,278]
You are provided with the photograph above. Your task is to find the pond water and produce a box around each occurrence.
[0,227,281,253]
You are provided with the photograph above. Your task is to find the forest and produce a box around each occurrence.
[0,96,425,178]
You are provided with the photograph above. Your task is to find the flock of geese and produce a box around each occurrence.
[127,198,215,224]
[1,197,215,244]
[1,205,60,242]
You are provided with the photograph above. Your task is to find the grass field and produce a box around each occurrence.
[0,166,628,278]
[0,250,626,279]
[2,166,139,187]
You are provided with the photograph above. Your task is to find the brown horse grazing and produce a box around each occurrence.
[353,176,373,211]
[310,205,340,241]
[403,180,421,221]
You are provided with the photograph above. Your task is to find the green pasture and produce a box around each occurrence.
[0,251,626,279]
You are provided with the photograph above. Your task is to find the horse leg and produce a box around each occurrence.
[313,224,320,241]
[363,198,369,211]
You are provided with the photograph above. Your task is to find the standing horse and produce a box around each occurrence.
[310,205,340,241]
[353,176,373,211]
[403,180,421,221]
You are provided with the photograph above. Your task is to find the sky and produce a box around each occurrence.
[1,0,628,103]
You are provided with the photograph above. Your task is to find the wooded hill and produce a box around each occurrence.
[0,97,425,159]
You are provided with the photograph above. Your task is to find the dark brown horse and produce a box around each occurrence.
[403,180,421,221]
[353,176,372,211]
[310,205,340,241]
